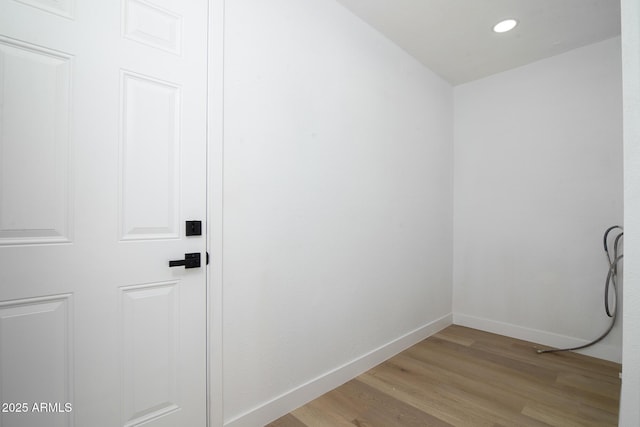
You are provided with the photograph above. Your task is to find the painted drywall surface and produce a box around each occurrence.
[453,38,623,361]
[223,0,453,423]
[620,0,640,423]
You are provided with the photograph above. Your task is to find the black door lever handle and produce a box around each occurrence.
[169,253,201,269]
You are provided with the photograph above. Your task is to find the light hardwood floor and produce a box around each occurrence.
[268,325,621,427]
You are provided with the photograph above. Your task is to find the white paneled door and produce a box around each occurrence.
[0,0,208,426]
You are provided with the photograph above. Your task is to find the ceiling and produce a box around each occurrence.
[334,0,621,85]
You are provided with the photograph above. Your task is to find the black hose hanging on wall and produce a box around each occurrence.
[537,225,623,355]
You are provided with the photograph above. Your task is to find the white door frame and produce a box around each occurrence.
[208,0,225,426]
[620,0,640,425]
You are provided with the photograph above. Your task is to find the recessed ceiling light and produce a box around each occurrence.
[493,19,518,33]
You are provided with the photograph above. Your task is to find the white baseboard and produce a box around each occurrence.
[453,313,621,363]
[224,313,453,427]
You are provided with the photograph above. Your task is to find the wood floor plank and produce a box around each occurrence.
[359,365,497,426]
[368,355,553,427]
[521,401,612,427]
[576,401,619,425]
[267,326,621,427]
[403,338,609,415]
[556,372,621,398]
[433,327,475,347]
[337,380,454,427]
[361,369,544,427]
[290,401,356,427]
[291,383,371,426]
[267,414,308,427]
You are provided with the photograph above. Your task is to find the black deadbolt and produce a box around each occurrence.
[186,220,202,236]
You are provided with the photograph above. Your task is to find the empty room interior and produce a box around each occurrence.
[1,0,640,426]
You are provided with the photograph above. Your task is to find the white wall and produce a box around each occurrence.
[222,0,453,425]
[620,0,640,423]
[453,38,624,362]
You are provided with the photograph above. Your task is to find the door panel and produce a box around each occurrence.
[0,0,208,426]
[119,70,181,241]
[123,0,182,55]
[0,37,72,245]
[120,281,179,425]
[0,294,73,427]
[12,0,74,19]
